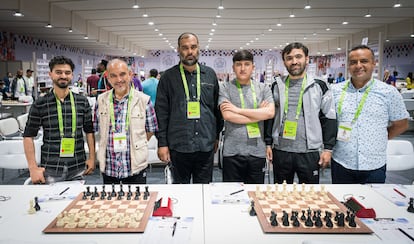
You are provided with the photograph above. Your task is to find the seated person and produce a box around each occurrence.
[0,80,11,99]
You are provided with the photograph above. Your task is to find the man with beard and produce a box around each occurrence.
[265,42,337,184]
[23,56,95,184]
[155,32,223,184]
[331,45,408,184]
[11,69,28,99]
[93,59,158,184]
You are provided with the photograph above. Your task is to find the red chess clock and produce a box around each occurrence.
[153,197,173,217]
[344,197,376,218]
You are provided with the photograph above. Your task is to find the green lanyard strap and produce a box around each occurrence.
[109,88,134,132]
[284,75,307,120]
[179,63,200,101]
[236,80,257,109]
[55,91,76,138]
[337,79,375,124]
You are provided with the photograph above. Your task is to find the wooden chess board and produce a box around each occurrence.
[248,186,372,234]
[43,190,158,233]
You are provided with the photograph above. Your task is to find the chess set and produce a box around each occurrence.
[43,184,158,233]
[248,183,373,234]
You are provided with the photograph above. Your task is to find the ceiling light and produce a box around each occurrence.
[158,33,163,36]
[326,27,331,31]
[154,28,159,31]
[255,37,259,41]
[386,39,390,42]
[304,0,311,9]
[277,23,282,27]
[337,47,342,50]
[303,36,307,40]
[289,9,295,18]
[211,29,215,32]
[142,13,148,18]
[268,27,273,31]
[132,0,139,8]
[216,10,221,18]
[393,1,401,8]
[364,10,371,18]
[411,34,414,38]
[212,21,217,26]
[342,21,348,25]
[83,35,88,39]
[13,11,24,17]
[45,23,53,28]
[148,21,154,25]
[68,28,73,33]
[218,0,224,10]
[313,32,317,36]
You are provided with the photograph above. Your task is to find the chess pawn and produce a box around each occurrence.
[28,200,36,214]
[301,183,306,196]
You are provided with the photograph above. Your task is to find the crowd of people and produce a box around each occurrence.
[17,32,410,186]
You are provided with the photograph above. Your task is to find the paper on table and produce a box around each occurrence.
[361,217,414,242]
[37,180,85,202]
[140,217,194,244]
[371,184,414,207]
[209,182,250,204]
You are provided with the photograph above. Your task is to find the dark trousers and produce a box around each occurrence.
[223,155,265,184]
[331,159,386,184]
[272,149,320,184]
[102,169,147,184]
[170,150,214,184]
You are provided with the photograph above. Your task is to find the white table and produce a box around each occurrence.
[0,184,204,244]
[202,184,414,244]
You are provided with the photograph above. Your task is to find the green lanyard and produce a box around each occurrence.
[54,91,76,138]
[337,79,375,124]
[284,75,307,120]
[179,63,200,101]
[236,80,257,109]
[109,88,134,132]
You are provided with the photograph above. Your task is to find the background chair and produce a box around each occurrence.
[17,113,29,132]
[0,138,42,181]
[386,139,414,172]
[147,135,161,171]
[0,117,23,139]
[0,95,12,119]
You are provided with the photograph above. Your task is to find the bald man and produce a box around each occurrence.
[93,58,158,184]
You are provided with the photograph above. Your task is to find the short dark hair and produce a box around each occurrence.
[149,69,158,77]
[233,50,254,63]
[49,56,75,72]
[91,68,97,74]
[177,32,199,47]
[349,45,375,61]
[282,42,309,61]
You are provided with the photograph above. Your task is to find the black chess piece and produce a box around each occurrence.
[86,186,91,196]
[111,183,117,197]
[315,216,323,227]
[324,211,332,222]
[100,193,105,200]
[136,186,141,196]
[337,212,345,227]
[407,197,414,213]
[270,211,278,226]
[301,210,306,221]
[348,213,357,227]
[292,216,300,227]
[145,186,150,195]
[345,210,350,222]
[326,218,334,228]
[305,215,313,227]
[82,191,87,200]
[107,194,112,200]
[119,183,125,197]
[34,197,41,211]
[282,211,290,226]
[90,194,95,200]
[94,186,99,197]
[249,200,257,216]
[127,194,131,200]
[101,185,107,197]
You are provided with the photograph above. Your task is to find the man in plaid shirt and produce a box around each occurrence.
[94,58,158,184]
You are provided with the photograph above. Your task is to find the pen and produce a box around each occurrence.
[171,221,177,236]
[59,187,70,195]
[393,188,406,198]
[398,228,414,241]
[230,189,244,195]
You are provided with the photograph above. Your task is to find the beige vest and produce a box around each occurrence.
[97,89,150,175]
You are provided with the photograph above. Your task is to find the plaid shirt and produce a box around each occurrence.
[94,93,158,178]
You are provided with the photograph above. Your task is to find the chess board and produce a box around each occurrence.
[248,186,372,234]
[43,189,158,233]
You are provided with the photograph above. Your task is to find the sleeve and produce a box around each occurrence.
[93,101,100,133]
[214,74,224,140]
[23,100,42,137]
[388,88,410,121]
[218,82,229,107]
[154,74,170,147]
[82,97,94,134]
[319,88,338,150]
[145,100,158,133]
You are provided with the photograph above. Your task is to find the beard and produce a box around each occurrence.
[287,63,306,77]
[53,78,70,88]
[180,52,199,66]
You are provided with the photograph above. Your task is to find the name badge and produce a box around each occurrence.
[337,122,352,142]
[246,122,261,138]
[60,138,75,157]
[113,132,127,152]
[187,101,200,119]
[282,120,298,140]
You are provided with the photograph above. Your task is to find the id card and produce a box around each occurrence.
[187,101,200,119]
[60,138,75,157]
[282,120,298,140]
[113,132,127,152]
[246,122,261,138]
[337,122,352,142]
